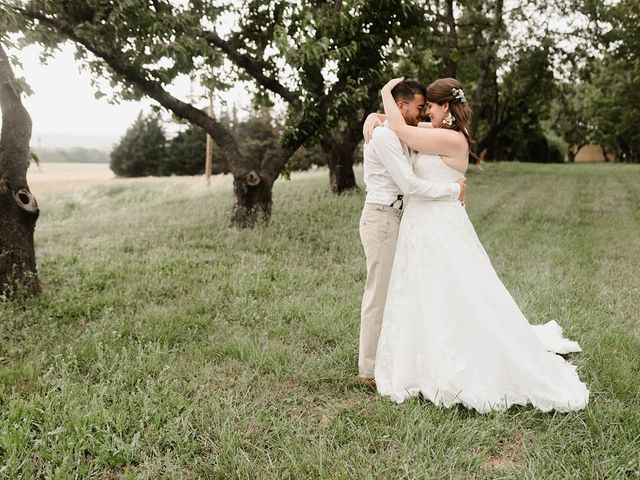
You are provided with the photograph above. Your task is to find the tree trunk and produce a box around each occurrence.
[321,122,361,194]
[470,0,504,140]
[0,44,40,297]
[442,0,459,78]
[230,170,273,228]
[323,141,359,194]
[477,114,506,159]
[567,143,585,163]
[228,145,301,228]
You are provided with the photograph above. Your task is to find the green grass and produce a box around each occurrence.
[1,162,639,479]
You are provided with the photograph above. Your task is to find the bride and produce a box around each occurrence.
[370,77,589,412]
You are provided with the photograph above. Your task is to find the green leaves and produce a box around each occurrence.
[28,150,40,167]
[8,75,33,97]
[548,0,640,162]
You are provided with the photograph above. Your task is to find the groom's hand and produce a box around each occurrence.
[457,178,466,205]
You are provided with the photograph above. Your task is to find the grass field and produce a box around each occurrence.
[1,162,639,479]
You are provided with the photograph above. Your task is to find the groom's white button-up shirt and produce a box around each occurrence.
[363,123,460,205]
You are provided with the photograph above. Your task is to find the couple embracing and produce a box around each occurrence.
[357,77,589,413]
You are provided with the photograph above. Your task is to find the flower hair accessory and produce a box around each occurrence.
[451,88,466,104]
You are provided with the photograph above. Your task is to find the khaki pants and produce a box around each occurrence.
[358,202,402,378]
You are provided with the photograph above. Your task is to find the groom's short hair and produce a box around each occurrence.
[391,79,427,103]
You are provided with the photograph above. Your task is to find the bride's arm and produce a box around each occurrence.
[369,127,464,202]
[363,111,432,144]
[381,78,464,158]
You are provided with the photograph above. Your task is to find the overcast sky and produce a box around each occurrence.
[7,44,152,149]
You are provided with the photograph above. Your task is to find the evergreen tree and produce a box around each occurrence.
[162,124,231,176]
[162,125,206,176]
[110,113,166,177]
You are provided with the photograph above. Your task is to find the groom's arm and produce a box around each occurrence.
[370,127,462,201]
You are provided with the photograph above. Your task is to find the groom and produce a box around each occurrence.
[358,79,466,387]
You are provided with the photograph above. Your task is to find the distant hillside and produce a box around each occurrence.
[29,132,119,150]
[32,147,110,164]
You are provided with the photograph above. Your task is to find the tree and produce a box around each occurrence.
[171,111,284,177]
[551,82,591,163]
[577,0,640,163]
[319,85,380,194]
[163,124,209,176]
[223,1,425,194]
[583,57,640,163]
[480,43,560,162]
[0,43,39,297]
[3,0,422,227]
[110,112,166,177]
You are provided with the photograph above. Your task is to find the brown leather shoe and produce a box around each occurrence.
[359,377,376,390]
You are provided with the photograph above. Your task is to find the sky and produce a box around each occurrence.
[8,43,153,150]
[5,42,250,151]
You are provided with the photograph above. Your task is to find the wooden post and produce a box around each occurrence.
[205,94,213,185]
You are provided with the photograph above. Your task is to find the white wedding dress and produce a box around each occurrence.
[375,153,589,413]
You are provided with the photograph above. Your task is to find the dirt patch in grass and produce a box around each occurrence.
[483,432,529,472]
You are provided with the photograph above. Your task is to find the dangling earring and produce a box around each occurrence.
[443,112,455,127]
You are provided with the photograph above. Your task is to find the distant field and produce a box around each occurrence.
[27,162,234,195]
[27,162,115,194]
[2,162,640,478]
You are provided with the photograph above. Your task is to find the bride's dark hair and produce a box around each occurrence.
[426,78,475,154]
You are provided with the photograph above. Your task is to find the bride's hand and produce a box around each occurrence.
[363,113,384,143]
[381,77,405,94]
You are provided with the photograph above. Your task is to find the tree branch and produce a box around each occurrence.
[260,75,350,184]
[201,30,298,104]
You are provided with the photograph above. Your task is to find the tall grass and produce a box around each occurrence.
[1,163,639,479]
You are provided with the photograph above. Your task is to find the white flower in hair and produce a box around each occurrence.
[451,88,466,104]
